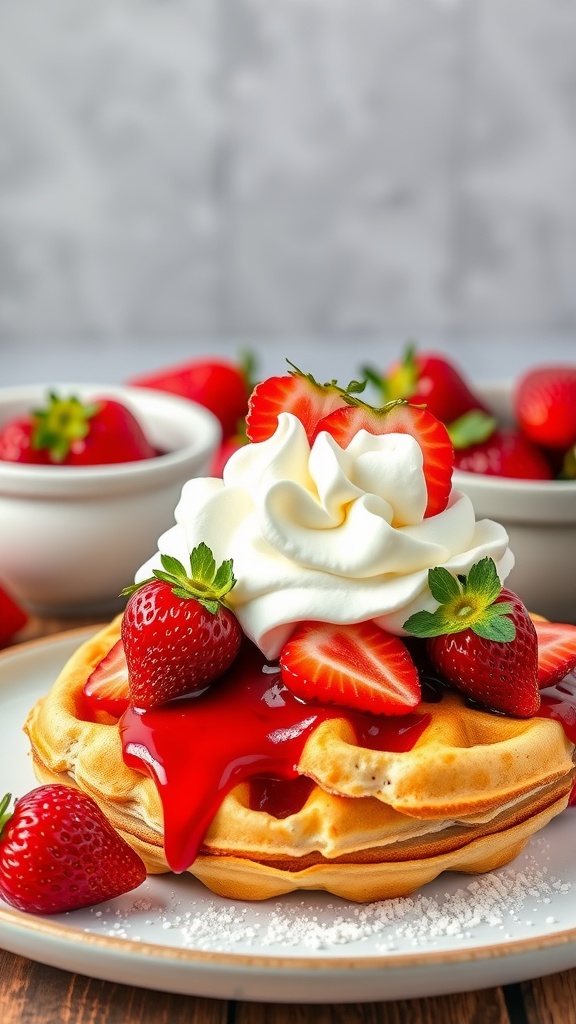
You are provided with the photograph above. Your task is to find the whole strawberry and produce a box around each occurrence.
[129,356,252,439]
[0,785,146,914]
[404,557,540,718]
[364,346,489,425]
[451,424,553,480]
[121,542,242,709]
[0,582,27,647]
[515,365,576,451]
[0,391,156,466]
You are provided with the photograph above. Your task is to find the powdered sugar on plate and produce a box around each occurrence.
[79,821,574,958]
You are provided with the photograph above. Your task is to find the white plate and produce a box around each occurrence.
[1,629,576,1004]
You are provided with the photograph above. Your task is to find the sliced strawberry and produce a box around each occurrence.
[534,619,576,689]
[279,620,421,716]
[245,364,364,444]
[312,400,453,518]
[83,639,130,718]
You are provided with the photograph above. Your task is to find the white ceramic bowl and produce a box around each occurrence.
[453,383,576,624]
[0,383,221,616]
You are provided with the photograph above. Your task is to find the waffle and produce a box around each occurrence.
[24,619,576,902]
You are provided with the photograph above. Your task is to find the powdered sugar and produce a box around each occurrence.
[81,822,575,957]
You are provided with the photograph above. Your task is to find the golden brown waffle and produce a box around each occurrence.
[24,619,576,902]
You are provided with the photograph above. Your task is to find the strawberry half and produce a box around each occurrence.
[279,620,421,716]
[534,619,576,689]
[404,557,540,718]
[83,639,130,719]
[312,399,453,518]
[0,785,146,914]
[245,363,365,444]
[121,542,242,710]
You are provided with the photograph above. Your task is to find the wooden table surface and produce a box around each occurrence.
[1,614,576,1024]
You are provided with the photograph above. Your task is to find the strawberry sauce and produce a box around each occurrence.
[119,640,430,873]
[538,673,576,805]
[539,674,576,744]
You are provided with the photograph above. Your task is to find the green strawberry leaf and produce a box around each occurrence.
[404,557,516,643]
[31,392,100,463]
[402,609,445,638]
[213,557,236,594]
[120,543,237,612]
[285,360,367,398]
[472,610,516,642]
[190,542,216,584]
[158,554,189,580]
[427,566,462,605]
[362,343,420,405]
[465,556,503,605]
[448,410,497,450]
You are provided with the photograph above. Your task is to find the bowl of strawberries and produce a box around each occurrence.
[0,383,221,616]
[452,372,576,625]
[366,350,576,625]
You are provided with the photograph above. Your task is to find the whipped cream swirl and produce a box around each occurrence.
[136,413,514,659]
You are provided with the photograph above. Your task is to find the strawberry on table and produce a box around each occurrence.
[245,362,365,444]
[364,345,489,425]
[515,365,576,451]
[121,542,242,710]
[312,398,454,518]
[404,557,540,718]
[280,620,421,716]
[533,619,576,689]
[129,356,252,439]
[0,583,27,647]
[0,392,156,466]
[0,785,146,914]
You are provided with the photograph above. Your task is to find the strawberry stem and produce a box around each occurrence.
[121,542,237,615]
[403,557,516,643]
[32,392,100,462]
[363,342,420,404]
[285,360,367,399]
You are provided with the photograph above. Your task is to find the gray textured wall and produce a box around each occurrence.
[1,0,575,384]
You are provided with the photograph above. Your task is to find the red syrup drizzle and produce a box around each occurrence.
[249,775,316,819]
[119,639,431,873]
[538,672,576,806]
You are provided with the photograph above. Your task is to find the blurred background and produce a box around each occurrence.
[1,0,575,386]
